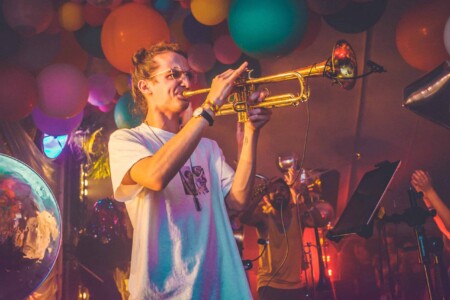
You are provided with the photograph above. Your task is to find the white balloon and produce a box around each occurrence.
[444,17,450,56]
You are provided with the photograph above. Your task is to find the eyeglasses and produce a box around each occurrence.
[150,67,196,82]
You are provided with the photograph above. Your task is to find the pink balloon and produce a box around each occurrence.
[87,73,116,107]
[37,64,89,118]
[98,102,115,112]
[32,106,84,136]
[213,35,241,65]
[188,43,216,73]
[0,65,38,121]
[2,0,54,37]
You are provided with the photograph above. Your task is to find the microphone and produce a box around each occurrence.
[242,239,269,270]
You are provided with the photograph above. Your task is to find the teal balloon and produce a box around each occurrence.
[114,92,142,129]
[228,0,308,58]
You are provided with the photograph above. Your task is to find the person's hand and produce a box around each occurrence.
[245,88,272,131]
[206,62,248,107]
[411,170,434,195]
[283,168,303,191]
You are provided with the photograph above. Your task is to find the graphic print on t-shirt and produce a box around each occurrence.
[180,165,209,196]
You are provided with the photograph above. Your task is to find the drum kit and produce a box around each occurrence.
[278,153,336,228]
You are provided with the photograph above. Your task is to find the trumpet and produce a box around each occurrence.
[183,40,358,122]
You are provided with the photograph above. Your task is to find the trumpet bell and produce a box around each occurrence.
[326,40,357,90]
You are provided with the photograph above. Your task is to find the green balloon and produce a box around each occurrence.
[228,0,308,58]
[114,92,142,129]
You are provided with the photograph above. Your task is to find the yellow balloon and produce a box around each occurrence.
[190,0,230,26]
[58,2,85,32]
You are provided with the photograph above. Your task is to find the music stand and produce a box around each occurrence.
[327,160,401,242]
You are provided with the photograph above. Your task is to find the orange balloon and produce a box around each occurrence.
[396,0,450,72]
[101,3,170,73]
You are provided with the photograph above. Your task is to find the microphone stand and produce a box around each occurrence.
[383,187,437,300]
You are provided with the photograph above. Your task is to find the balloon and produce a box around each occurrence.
[205,54,261,86]
[15,33,61,72]
[228,0,309,58]
[114,73,131,95]
[169,11,191,51]
[183,14,212,44]
[190,0,230,26]
[297,11,322,51]
[87,73,116,107]
[2,0,54,37]
[32,107,84,136]
[82,3,110,27]
[45,13,63,35]
[306,0,350,15]
[37,64,89,118]
[98,102,115,112]
[74,25,105,58]
[324,0,387,34]
[154,0,176,14]
[445,17,450,56]
[53,31,89,72]
[0,65,38,121]
[87,0,114,7]
[213,35,241,64]
[188,43,216,73]
[180,0,190,9]
[211,20,229,41]
[0,25,20,60]
[114,92,142,129]
[396,0,450,72]
[101,3,170,73]
[58,2,85,32]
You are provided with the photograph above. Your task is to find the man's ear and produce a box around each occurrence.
[138,79,152,95]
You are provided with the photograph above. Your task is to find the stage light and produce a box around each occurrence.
[42,134,68,159]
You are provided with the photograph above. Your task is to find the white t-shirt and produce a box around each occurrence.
[109,124,252,300]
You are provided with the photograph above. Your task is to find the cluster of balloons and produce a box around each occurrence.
[395,0,450,71]
[1,0,447,135]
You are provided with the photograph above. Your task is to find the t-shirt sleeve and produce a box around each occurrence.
[108,128,153,202]
[211,140,234,197]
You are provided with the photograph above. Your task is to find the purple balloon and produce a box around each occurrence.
[32,106,84,135]
[87,73,116,107]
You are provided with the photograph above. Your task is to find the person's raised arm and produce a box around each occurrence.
[411,170,450,239]
[225,90,272,213]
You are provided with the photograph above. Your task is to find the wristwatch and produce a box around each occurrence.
[193,106,214,126]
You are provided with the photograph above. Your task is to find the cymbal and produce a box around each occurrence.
[0,154,61,299]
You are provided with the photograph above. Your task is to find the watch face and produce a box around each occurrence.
[193,107,203,117]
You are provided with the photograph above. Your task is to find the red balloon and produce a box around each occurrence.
[297,10,322,51]
[101,3,170,73]
[82,3,110,27]
[213,35,241,65]
[0,65,38,121]
[396,0,450,72]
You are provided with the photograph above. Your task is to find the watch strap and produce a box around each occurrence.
[197,108,214,126]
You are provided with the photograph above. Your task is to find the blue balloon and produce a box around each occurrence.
[228,0,308,58]
[183,14,212,44]
[114,92,142,129]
